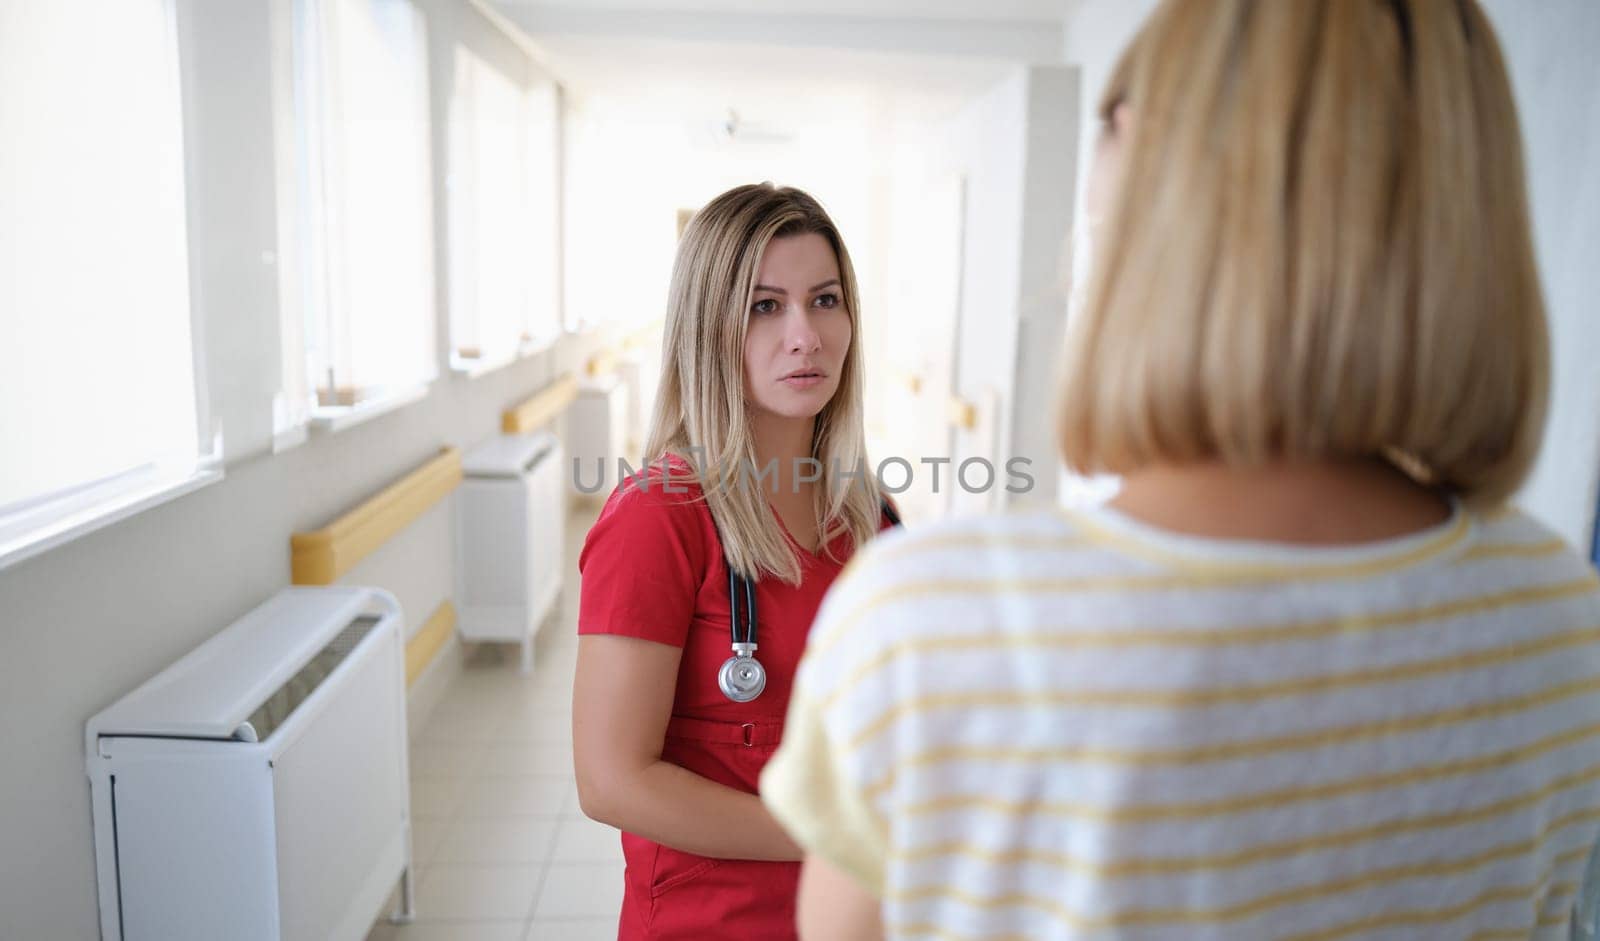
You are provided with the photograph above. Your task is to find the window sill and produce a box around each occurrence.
[521,331,560,357]
[272,423,311,455]
[0,463,225,572]
[310,383,430,435]
[450,334,560,380]
[451,350,521,379]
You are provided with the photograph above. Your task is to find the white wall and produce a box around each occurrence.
[874,71,1032,518]
[901,65,1077,514]
[1006,65,1079,508]
[561,83,904,461]
[1480,0,1600,553]
[0,2,606,937]
[946,69,1028,460]
[562,90,894,327]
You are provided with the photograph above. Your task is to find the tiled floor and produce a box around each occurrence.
[367,507,621,941]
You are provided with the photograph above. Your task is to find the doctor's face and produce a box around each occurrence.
[742,232,851,422]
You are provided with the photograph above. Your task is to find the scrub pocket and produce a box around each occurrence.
[650,844,724,899]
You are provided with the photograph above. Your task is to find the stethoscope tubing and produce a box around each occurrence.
[715,499,899,703]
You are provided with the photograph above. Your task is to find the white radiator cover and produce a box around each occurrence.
[456,431,566,672]
[85,587,413,941]
[570,376,629,496]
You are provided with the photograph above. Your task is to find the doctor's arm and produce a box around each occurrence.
[572,633,804,861]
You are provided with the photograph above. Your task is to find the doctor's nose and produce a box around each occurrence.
[784,309,821,354]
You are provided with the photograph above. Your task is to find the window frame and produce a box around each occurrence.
[276,0,439,435]
[446,46,566,379]
[0,0,222,572]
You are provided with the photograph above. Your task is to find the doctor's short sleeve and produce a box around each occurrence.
[577,482,709,647]
[760,559,893,896]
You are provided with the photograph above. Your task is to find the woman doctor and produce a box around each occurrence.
[573,183,896,939]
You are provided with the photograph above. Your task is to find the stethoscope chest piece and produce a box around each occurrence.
[718,643,766,703]
[712,501,896,704]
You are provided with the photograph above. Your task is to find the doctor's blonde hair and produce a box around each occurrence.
[644,183,880,585]
[1058,0,1548,507]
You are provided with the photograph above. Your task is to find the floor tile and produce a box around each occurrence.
[535,664,575,690]
[411,815,450,867]
[459,773,571,817]
[520,672,575,709]
[481,741,572,777]
[493,709,573,744]
[530,743,577,778]
[410,741,489,778]
[414,863,542,921]
[525,917,617,941]
[365,505,617,940]
[409,773,471,818]
[436,816,561,864]
[561,778,583,818]
[392,921,526,941]
[416,706,502,744]
[532,862,626,920]
[550,816,623,864]
[428,697,498,721]
[434,693,522,722]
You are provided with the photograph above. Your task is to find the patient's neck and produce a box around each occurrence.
[1109,458,1453,546]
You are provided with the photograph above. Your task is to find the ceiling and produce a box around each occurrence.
[493,0,1075,24]
[490,0,1065,139]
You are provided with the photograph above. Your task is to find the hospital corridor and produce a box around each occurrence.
[362,507,620,941]
[4,0,1600,939]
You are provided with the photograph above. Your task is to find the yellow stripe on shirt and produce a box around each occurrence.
[846,669,1600,758]
[874,719,1600,816]
[880,812,1599,932]
[810,578,1600,712]
[889,757,1600,877]
[1061,503,1473,578]
[1279,874,1581,941]
[840,623,1600,753]
[804,573,1599,684]
[1457,537,1569,562]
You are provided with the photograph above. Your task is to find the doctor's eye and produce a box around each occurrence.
[813,293,840,309]
[750,298,780,315]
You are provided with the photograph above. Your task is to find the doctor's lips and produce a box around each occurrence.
[779,366,827,389]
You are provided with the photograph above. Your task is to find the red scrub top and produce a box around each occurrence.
[577,457,888,940]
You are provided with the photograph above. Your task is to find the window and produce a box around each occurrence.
[278,0,436,428]
[447,48,562,372]
[0,0,218,567]
[524,78,562,352]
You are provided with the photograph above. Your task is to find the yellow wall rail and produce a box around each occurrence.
[622,320,662,352]
[502,373,578,434]
[290,447,463,585]
[585,349,618,379]
[406,601,456,688]
[948,396,978,431]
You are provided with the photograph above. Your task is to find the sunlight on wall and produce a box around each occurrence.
[563,89,916,466]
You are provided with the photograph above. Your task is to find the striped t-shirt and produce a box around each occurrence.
[760,502,1600,940]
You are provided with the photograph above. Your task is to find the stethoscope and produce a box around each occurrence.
[717,499,901,703]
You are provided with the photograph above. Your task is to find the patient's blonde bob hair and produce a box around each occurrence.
[644,183,880,585]
[1058,0,1548,506]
